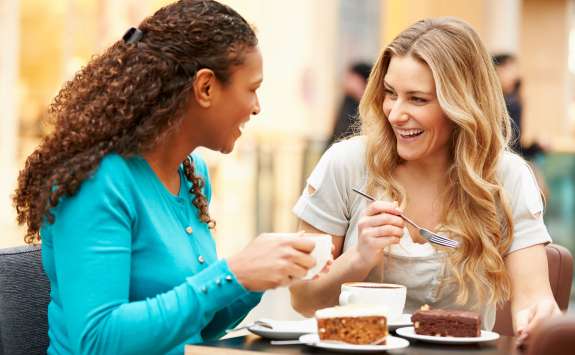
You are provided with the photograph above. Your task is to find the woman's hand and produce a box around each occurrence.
[506,245,561,348]
[227,234,316,291]
[355,200,404,268]
[515,297,561,346]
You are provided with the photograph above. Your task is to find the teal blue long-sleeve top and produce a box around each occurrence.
[40,153,262,355]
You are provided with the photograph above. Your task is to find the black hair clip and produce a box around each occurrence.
[122,27,144,45]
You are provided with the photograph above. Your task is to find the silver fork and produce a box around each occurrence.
[225,320,273,333]
[352,188,459,249]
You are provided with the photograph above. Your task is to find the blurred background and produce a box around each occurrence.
[2,0,575,318]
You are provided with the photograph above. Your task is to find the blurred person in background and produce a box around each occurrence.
[493,53,546,160]
[290,17,560,347]
[12,1,318,354]
[325,62,372,149]
[493,53,549,198]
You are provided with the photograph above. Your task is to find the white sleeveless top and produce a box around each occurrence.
[293,136,552,330]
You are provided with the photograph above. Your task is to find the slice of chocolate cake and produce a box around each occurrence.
[411,308,481,337]
[315,305,388,345]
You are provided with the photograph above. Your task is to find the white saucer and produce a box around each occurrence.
[388,313,412,330]
[299,334,410,353]
[395,326,500,344]
[248,319,316,340]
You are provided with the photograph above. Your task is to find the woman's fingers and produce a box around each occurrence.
[361,225,404,239]
[276,239,317,282]
[288,248,316,270]
[284,261,309,280]
[229,233,325,291]
[355,203,404,267]
[515,300,561,348]
[288,237,316,253]
[524,300,561,334]
[365,200,402,217]
[358,213,404,229]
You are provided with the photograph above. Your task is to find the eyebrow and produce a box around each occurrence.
[384,81,431,96]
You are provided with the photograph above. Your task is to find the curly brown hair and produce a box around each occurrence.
[13,0,257,243]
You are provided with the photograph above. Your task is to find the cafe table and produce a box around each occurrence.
[186,334,523,355]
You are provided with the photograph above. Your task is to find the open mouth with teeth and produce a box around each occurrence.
[398,129,424,138]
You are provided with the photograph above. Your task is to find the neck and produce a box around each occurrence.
[399,152,450,186]
[143,129,198,195]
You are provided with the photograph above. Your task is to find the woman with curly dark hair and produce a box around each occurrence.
[13,1,318,354]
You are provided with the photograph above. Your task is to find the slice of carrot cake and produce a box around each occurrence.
[315,305,388,345]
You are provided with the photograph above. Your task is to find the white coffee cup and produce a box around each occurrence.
[300,234,332,280]
[339,282,406,320]
[266,233,332,280]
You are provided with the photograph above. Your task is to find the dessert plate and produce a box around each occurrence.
[248,318,316,340]
[248,314,412,340]
[299,334,409,353]
[395,326,500,344]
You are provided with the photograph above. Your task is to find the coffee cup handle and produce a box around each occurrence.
[339,290,355,305]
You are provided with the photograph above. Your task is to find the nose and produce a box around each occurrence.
[252,95,261,115]
[386,99,408,125]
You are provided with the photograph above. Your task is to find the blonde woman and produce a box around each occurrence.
[289,17,560,343]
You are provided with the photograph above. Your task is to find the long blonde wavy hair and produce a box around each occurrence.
[359,17,514,306]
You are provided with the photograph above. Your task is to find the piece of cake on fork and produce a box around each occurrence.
[411,305,481,337]
[315,304,388,345]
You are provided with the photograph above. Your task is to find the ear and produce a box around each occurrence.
[192,68,218,108]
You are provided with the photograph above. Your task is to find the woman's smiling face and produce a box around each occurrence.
[382,55,454,163]
[208,47,263,154]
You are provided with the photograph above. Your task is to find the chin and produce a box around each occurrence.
[219,141,236,154]
[217,146,233,154]
[397,149,419,161]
